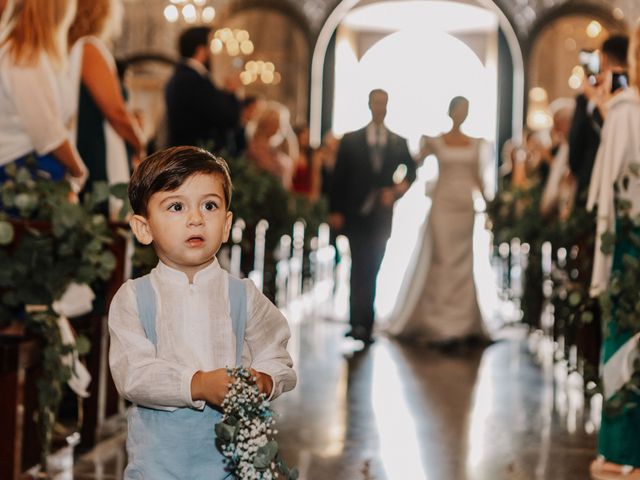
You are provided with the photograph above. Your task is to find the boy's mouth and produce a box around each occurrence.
[186,235,205,247]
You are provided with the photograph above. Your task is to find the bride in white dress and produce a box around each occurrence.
[387,96,489,345]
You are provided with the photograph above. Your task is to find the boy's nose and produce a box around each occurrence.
[187,210,204,226]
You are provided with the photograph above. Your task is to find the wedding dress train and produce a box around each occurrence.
[386,136,491,343]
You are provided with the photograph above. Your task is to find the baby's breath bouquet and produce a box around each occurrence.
[215,367,298,480]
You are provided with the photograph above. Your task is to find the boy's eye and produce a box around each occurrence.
[168,202,183,212]
[203,201,218,211]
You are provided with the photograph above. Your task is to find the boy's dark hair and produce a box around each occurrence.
[178,26,211,59]
[129,146,232,216]
[602,34,629,67]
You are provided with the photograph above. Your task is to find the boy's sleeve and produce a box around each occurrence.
[243,280,297,400]
[108,280,205,411]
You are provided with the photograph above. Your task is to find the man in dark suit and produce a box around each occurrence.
[329,89,416,345]
[165,27,240,152]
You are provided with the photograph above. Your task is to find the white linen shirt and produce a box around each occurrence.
[0,46,75,166]
[108,259,296,411]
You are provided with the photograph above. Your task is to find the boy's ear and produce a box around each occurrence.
[129,214,154,245]
[222,211,233,242]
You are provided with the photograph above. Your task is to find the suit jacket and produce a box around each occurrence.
[165,63,240,151]
[330,126,415,236]
[568,93,602,195]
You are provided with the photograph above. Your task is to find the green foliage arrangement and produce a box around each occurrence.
[0,163,117,472]
[215,366,298,480]
[485,184,543,248]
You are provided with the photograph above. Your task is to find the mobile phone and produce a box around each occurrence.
[611,72,629,93]
[579,49,600,79]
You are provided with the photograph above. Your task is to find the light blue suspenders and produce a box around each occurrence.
[124,274,246,480]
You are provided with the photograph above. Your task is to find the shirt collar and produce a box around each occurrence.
[155,258,222,285]
[183,57,210,78]
[366,122,388,145]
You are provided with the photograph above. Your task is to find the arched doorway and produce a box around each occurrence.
[310,0,525,149]
[311,0,511,326]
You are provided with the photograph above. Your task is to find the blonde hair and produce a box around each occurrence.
[630,25,640,89]
[68,0,111,46]
[1,0,76,67]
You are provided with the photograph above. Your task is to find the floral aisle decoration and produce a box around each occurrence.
[215,366,298,480]
[0,162,117,472]
[547,200,599,386]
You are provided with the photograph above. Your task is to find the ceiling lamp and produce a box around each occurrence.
[163,0,216,24]
[210,28,254,57]
[240,60,281,86]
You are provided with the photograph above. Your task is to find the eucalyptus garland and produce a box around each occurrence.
[0,162,117,471]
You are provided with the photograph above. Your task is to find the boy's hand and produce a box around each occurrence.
[191,369,232,406]
[250,368,273,397]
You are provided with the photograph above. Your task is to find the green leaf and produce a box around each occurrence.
[75,335,91,355]
[52,203,83,235]
[2,187,15,208]
[3,162,17,178]
[14,192,38,212]
[91,182,110,205]
[99,251,117,275]
[580,311,594,324]
[253,441,278,469]
[568,291,582,307]
[15,167,32,184]
[110,182,129,201]
[214,421,237,443]
[0,221,14,245]
[600,231,617,255]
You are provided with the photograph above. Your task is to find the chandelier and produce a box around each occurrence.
[163,0,216,24]
[210,28,254,56]
[240,60,281,86]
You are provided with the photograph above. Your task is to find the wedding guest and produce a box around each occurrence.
[318,131,340,198]
[227,95,262,157]
[165,26,241,152]
[587,25,640,480]
[246,105,294,188]
[68,0,146,217]
[109,146,296,477]
[291,124,321,201]
[539,98,576,219]
[0,0,87,191]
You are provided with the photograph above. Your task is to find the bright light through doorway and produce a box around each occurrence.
[333,28,496,151]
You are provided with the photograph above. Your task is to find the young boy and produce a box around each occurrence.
[108,146,296,478]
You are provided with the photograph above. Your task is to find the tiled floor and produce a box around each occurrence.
[62,316,597,480]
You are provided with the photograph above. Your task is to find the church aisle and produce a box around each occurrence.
[69,317,596,480]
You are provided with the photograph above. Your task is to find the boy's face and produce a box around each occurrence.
[130,173,232,281]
